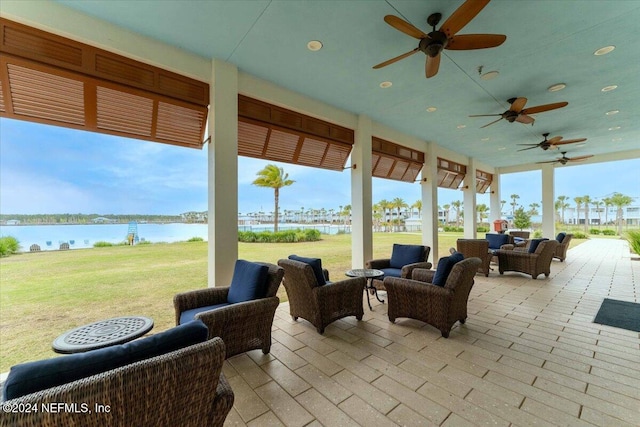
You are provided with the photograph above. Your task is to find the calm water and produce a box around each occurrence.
[0,223,349,251]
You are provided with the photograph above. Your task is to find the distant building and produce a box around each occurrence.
[92,217,115,223]
[5,219,20,225]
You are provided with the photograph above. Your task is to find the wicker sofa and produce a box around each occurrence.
[1,332,233,427]
[496,239,559,279]
[174,261,284,358]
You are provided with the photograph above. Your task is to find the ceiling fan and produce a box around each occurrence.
[373,0,506,78]
[517,133,587,152]
[536,151,594,165]
[469,97,568,128]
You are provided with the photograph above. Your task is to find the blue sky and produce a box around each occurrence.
[1,118,638,216]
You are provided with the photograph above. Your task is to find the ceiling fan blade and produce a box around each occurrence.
[480,117,503,128]
[568,155,594,162]
[516,143,539,146]
[547,136,563,144]
[440,0,491,36]
[469,114,501,117]
[517,146,539,152]
[521,101,568,115]
[510,97,527,113]
[384,15,428,39]
[446,34,507,50]
[552,138,587,146]
[536,160,559,164]
[426,54,441,78]
[515,114,535,125]
[373,48,419,69]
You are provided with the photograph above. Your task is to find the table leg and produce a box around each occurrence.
[364,278,385,310]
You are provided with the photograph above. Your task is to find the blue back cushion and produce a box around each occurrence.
[389,244,424,269]
[432,252,464,287]
[227,259,270,303]
[3,320,209,400]
[556,232,566,242]
[528,238,549,253]
[288,255,326,286]
[486,233,509,250]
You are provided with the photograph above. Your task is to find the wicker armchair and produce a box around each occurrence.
[0,339,233,427]
[174,262,284,358]
[496,239,559,279]
[456,239,491,277]
[384,257,481,338]
[554,233,573,261]
[278,258,365,334]
[365,244,431,291]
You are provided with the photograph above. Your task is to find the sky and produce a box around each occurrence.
[1,118,638,217]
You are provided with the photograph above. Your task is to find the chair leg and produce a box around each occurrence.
[356,314,363,321]
[441,330,450,338]
[316,326,325,334]
[459,318,466,324]
[262,345,271,354]
[292,316,298,321]
[388,316,395,323]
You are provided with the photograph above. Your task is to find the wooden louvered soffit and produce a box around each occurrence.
[0,18,209,149]
[238,95,354,171]
[437,157,467,189]
[371,137,424,183]
[476,169,493,193]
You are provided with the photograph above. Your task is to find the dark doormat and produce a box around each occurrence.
[593,298,640,332]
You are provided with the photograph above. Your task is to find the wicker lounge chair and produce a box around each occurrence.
[384,257,481,338]
[553,233,573,261]
[278,258,365,334]
[456,239,491,277]
[496,239,559,279]
[174,261,284,358]
[0,338,233,427]
[365,244,431,290]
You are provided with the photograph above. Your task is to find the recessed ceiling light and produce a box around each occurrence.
[426,107,437,112]
[497,147,506,151]
[612,138,622,142]
[379,81,392,88]
[601,85,618,92]
[547,83,566,92]
[575,143,586,147]
[594,45,615,56]
[307,40,323,51]
[605,110,619,115]
[481,137,490,142]
[480,71,499,80]
[608,126,621,131]
[456,124,466,129]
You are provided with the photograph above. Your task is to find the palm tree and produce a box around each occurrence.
[556,195,570,224]
[342,204,352,225]
[451,200,463,227]
[609,192,633,235]
[412,200,422,219]
[443,204,451,225]
[573,196,583,227]
[476,204,489,226]
[252,164,294,232]
[602,197,612,227]
[500,200,506,216]
[510,194,520,216]
[528,203,540,216]
[581,195,591,233]
[592,200,603,229]
[391,197,407,231]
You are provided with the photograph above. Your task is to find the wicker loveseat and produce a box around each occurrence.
[496,239,559,279]
[1,325,233,427]
[174,261,284,358]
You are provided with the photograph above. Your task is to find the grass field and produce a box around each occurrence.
[0,232,584,372]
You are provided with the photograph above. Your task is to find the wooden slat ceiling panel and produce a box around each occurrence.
[374,156,394,178]
[156,102,205,147]
[323,141,351,171]
[265,129,299,162]
[298,137,327,167]
[238,120,269,157]
[3,24,83,67]
[96,86,153,136]
[476,169,493,193]
[371,136,424,182]
[389,159,409,181]
[0,79,5,113]
[7,63,84,125]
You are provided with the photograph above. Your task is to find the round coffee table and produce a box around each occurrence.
[346,268,384,310]
[52,316,154,354]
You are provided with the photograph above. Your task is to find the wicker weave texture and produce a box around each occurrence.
[0,339,233,427]
[173,262,284,358]
[456,239,491,277]
[496,240,559,279]
[384,258,481,338]
[554,234,573,261]
[278,259,365,334]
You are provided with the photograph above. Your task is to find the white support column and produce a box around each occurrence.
[489,172,502,224]
[208,59,238,287]
[351,115,373,268]
[422,146,439,264]
[541,164,556,238]
[463,159,477,238]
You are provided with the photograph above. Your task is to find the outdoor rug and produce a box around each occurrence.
[593,298,640,332]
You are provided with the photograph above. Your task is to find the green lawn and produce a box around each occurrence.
[0,231,585,372]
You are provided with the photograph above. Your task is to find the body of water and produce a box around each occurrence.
[0,223,350,251]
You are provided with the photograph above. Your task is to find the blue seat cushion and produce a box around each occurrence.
[556,232,566,242]
[528,238,549,253]
[432,252,464,287]
[179,303,231,324]
[389,244,424,269]
[227,259,270,303]
[486,233,510,250]
[288,255,326,286]
[3,320,208,401]
[380,267,402,279]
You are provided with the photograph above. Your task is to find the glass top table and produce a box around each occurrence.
[52,316,154,354]
[345,268,384,310]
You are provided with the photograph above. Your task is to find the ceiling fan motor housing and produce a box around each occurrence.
[419,32,448,57]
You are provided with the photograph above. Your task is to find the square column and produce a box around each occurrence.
[489,173,502,224]
[541,164,556,238]
[422,147,439,263]
[463,159,477,238]
[208,59,238,287]
[351,115,373,268]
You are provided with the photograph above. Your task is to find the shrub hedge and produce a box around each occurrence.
[0,236,20,257]
[602,229,616,236]
[625,230,640,255]
[238,228,321,243]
